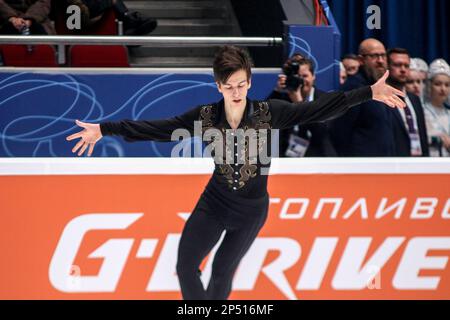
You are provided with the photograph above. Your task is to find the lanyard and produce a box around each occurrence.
[401,94,418,133]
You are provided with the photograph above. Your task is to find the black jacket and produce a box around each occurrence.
[267,88,337,157]
[391,92,429,157]
[100,87,372,198]
[329,68,396,157]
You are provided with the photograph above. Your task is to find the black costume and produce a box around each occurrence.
[267,88,338,157]
[99,86,372,300]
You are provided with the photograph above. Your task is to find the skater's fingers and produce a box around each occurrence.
[380,70,389,82]
[392,94,406,108]
[389,85,406,98]
[66,132,83,141]
[87,142,95,157]
[75,119,87,128]
[78,142,88,157]
[72,139,84,154]
[384,97,396,108]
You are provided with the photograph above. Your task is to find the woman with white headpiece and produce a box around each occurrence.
[423,59,450,157]
[406,58,428,103]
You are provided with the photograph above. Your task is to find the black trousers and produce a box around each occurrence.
[176,188,269,300]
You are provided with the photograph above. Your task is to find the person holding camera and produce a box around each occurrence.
[268,54,337,157]
[0,0,54,35]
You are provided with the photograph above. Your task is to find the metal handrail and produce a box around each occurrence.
[0,35,283,47]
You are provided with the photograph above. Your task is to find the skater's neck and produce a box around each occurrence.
[224,101,246,129]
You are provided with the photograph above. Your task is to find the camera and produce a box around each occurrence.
[282,60,304,91]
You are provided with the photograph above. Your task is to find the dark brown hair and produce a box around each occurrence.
[213,45,253,84]
[387,48,410,64]
[342,53,359,61]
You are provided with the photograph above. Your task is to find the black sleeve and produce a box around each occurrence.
[269,86,373,129]
[267,90,287,100]
[99,106,201,142]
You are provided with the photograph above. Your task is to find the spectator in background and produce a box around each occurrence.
[387,48,429,157]
[341,53,360,76]
[268,55,337,157]
[413,58,429,79]
[405,58,428,103]
[423,59,450,157]
[415,58,429,100]
[0,0,55,34]
[446,59,450,106]
[330,38,396,157]
[340,61,347,85]
[65,0,157,35]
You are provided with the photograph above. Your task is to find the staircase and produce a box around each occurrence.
[124,0,242,67]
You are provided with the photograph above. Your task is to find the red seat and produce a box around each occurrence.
[69,45,129,67]
[0,45,58,67]
[55,8,119,35]
[54,6,128,67]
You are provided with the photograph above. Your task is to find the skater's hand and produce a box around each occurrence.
[66,120,102,156]
[371,71,406,109]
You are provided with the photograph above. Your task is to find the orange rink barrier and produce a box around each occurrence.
[0,158,449,300]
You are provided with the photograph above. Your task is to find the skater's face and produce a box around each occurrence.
[217,69,252,108]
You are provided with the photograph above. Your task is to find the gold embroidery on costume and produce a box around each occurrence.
[198,102,272,190]
[199,105,214,132]
[216,102,272,190]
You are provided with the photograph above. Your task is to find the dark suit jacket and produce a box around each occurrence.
[329,68,396,157]
[391,92,429,157]
[267,88,338,157]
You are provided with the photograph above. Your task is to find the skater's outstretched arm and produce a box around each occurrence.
[66,106,201,156]
[269,70,406,129]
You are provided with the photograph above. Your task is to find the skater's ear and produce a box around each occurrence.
[216,81,223,93]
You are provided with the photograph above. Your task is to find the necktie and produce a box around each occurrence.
[401,97,422,156]
[401,97,417,134]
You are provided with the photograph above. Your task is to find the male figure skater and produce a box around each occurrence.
[66,46,405,300]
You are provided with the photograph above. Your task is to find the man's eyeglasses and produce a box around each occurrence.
[361,53,387,60]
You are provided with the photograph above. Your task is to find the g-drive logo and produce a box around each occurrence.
[49,213,450,299]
